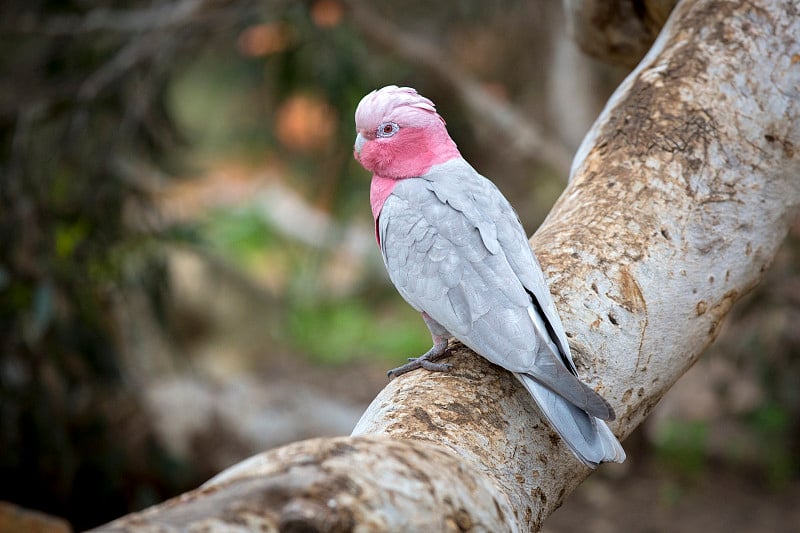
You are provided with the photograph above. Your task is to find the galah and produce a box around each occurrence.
[353,85,625,467]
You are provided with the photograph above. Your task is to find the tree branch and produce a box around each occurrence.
[93,0,800,530]
[345,0,574,177]
[563,0,678,67]
[5,0,243,36]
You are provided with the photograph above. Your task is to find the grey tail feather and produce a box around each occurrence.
[526,367,616,422]
[516,373,626,467]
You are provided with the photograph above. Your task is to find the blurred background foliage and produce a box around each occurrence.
[0,0,798,531]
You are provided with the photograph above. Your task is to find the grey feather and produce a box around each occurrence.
[517,374,626,467]
[378,157,624,465]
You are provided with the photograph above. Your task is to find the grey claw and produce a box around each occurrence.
[386,342,452,380]
[420,360,452,372]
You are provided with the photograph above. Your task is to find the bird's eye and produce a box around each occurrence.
[377,122,399,138]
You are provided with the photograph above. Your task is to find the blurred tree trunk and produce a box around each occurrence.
[563,0,678,67]
[93,0,800,531]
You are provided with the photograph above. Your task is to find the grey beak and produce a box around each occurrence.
[354,132,367,155]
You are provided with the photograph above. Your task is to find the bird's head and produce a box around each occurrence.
[353,85,460,179]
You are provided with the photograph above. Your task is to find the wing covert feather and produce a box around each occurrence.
[378,159,612,420]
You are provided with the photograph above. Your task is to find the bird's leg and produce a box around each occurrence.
[387,338,450,379]
[387,313,453,379]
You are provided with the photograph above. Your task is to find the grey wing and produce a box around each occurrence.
[489,186,578,373]
[379,178,528,341]
[474,174,615,421]
[380,168,611,420]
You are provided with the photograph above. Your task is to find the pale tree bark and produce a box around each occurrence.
[94,1,800,531]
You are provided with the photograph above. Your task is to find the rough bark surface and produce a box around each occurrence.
[94,1,800,531]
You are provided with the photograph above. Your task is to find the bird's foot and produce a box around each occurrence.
[387,341,452,379]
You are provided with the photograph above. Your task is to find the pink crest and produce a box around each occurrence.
[355,86,443,132]
[354,85,461,229]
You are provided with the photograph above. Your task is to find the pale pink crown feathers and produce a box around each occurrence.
[354,85,444,133]
[354,85,460,213]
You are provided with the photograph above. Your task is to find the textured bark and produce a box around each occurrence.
[94,1,800,531]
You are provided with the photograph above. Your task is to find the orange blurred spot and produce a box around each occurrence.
[275,95,337,151]
[792,53,800,65]
[311,0,343,28]
[237,23,293,57]
[483,82,508,101]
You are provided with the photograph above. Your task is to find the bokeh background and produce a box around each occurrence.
[1,1,799,531]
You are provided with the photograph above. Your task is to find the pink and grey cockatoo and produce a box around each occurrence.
[353,85,625,467]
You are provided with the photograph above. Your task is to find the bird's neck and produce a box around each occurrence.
[370,174,397,221]
[369,128,460,220]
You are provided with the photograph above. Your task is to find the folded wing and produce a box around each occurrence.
[379,159,615,422]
